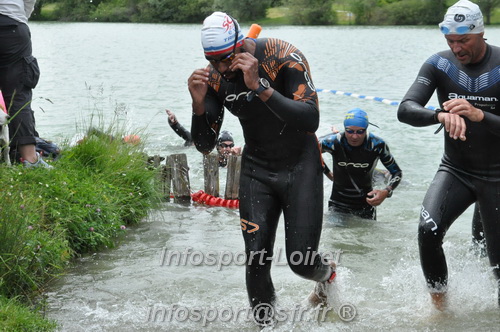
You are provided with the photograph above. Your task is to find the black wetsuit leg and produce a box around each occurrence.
[471,204,483,244]
[476,182,500,283]
[282,147,326,280]
[239,155,282,308]
[419,170,475,291]
[239,146,330,309]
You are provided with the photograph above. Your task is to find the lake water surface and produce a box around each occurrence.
[33,23,500,331]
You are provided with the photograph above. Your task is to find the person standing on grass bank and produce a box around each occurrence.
[397,0,500,310]
[187,12,336,326]
[0,0,51,168]
[320,108,402,220]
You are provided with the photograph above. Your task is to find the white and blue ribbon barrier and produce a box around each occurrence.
[316,88,437,110]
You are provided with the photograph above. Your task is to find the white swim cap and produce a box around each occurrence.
[201,12,244,56]
[439,0,484,35]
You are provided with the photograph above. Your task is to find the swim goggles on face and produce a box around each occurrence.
[439,23,476,35]
[345,128,366,135]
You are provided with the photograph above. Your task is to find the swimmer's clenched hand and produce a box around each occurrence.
[188,66,210,116]
[366,189,388,206]
[443,99,484,122]
[436,111,467,141]
[166,109,177,124]
[438,99,485,141]
[229,52,272,102]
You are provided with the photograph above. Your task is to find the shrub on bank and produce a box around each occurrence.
[0,129,161,330]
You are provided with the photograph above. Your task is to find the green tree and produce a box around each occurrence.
[477,0,500,25]
[350,0,446,25]
[55,0,97,21]
[350,0,378,25]
[30,0,59,20]
[92,0,141,22]
[137,0,214,23]
[384,0,446,25]
[285,0,337,25]
[32,0,44,18]
[213,0,272,22]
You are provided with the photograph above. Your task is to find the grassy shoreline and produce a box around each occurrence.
[0,128,161,330]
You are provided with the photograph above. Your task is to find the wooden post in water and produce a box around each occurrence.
[166,153,191,202]
[203,153,219,197]
[225,155,241,200]
[160,163,172,200]
[150,155,171,200]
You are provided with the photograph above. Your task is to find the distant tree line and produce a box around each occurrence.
[31,0,500,25]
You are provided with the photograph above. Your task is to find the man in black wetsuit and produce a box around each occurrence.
[321,108,402,220]
[397,0,500,310]
[187,12,336,325]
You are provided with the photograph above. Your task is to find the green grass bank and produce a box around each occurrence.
[0,129,162,330]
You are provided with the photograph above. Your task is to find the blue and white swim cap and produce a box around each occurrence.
[344,108,369,128]
[201,12,244,56]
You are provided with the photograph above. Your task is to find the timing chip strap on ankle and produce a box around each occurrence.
[328,271,337,283]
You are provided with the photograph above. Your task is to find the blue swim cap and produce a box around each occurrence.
[344,108,369,128]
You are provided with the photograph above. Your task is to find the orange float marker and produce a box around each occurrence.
[246,24,262,39]
[191,190,239,209]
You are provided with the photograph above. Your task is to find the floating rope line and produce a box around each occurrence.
[316,88,438,110]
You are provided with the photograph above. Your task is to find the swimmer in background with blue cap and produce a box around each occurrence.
[320,108,402,220]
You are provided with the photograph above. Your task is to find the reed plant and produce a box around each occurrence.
[0,126,161,330]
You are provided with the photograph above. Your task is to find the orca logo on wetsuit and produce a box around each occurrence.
[290,52,315,92]
[241,218,259,233]
[337,162,369,168]
[388,175,401,186]
[225,91,251,103]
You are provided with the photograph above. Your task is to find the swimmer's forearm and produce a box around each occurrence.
[398,100,438,127]
[264,92,319,132]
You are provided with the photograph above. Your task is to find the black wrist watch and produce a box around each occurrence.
[253,78,270,95]
[433,108,448,123]
[385,187,393,198]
